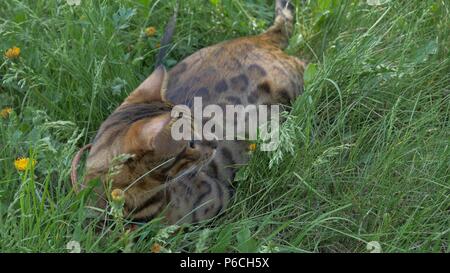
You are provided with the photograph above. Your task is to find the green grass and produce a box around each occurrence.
[0,0,449,253]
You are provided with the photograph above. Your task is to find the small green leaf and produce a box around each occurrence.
[195,229,211,253]
[111,77,128,96]
[413,39,438,64]
[304,63,318,86]
[316,0,333,13]
[210,224,233,252]
[14,12,27,23]
[165,58,178,68]
[113,7,137,30]
[138,0,151,6]
[209,0,220,6]
[236,226,257,252]
[234,167,249,182]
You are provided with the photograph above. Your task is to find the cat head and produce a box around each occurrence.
[85,66,217,185]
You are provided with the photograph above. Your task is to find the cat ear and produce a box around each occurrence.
[121,65,168,106]
[123,113,183,156]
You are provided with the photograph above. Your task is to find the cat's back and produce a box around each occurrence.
[165,35,306,107]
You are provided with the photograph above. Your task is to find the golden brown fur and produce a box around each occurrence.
[83,0,305,224]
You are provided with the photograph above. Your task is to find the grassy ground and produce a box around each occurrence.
[0,0,449,253]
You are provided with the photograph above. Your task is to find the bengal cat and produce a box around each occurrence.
[83,0,305,224]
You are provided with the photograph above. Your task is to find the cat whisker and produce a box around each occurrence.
[123,157,175,193]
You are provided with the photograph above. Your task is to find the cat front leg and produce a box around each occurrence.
[166,171,232,224]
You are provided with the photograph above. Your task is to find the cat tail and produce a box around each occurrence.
[261,0,295,49]
[155,0,180,68]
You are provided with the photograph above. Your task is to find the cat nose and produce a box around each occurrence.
[189,140,195,148]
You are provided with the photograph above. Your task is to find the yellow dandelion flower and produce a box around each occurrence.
[5,46,21,59]
[151,243,161,253]
[1,107,13,119]
[14,157,37,172]
[145,26,157,37]
[249,143,257,152]
[111,188,125,202]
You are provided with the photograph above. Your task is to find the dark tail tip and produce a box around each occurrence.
[155,0,180,68]
[263,0,295,49]
[277,0,295,16]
